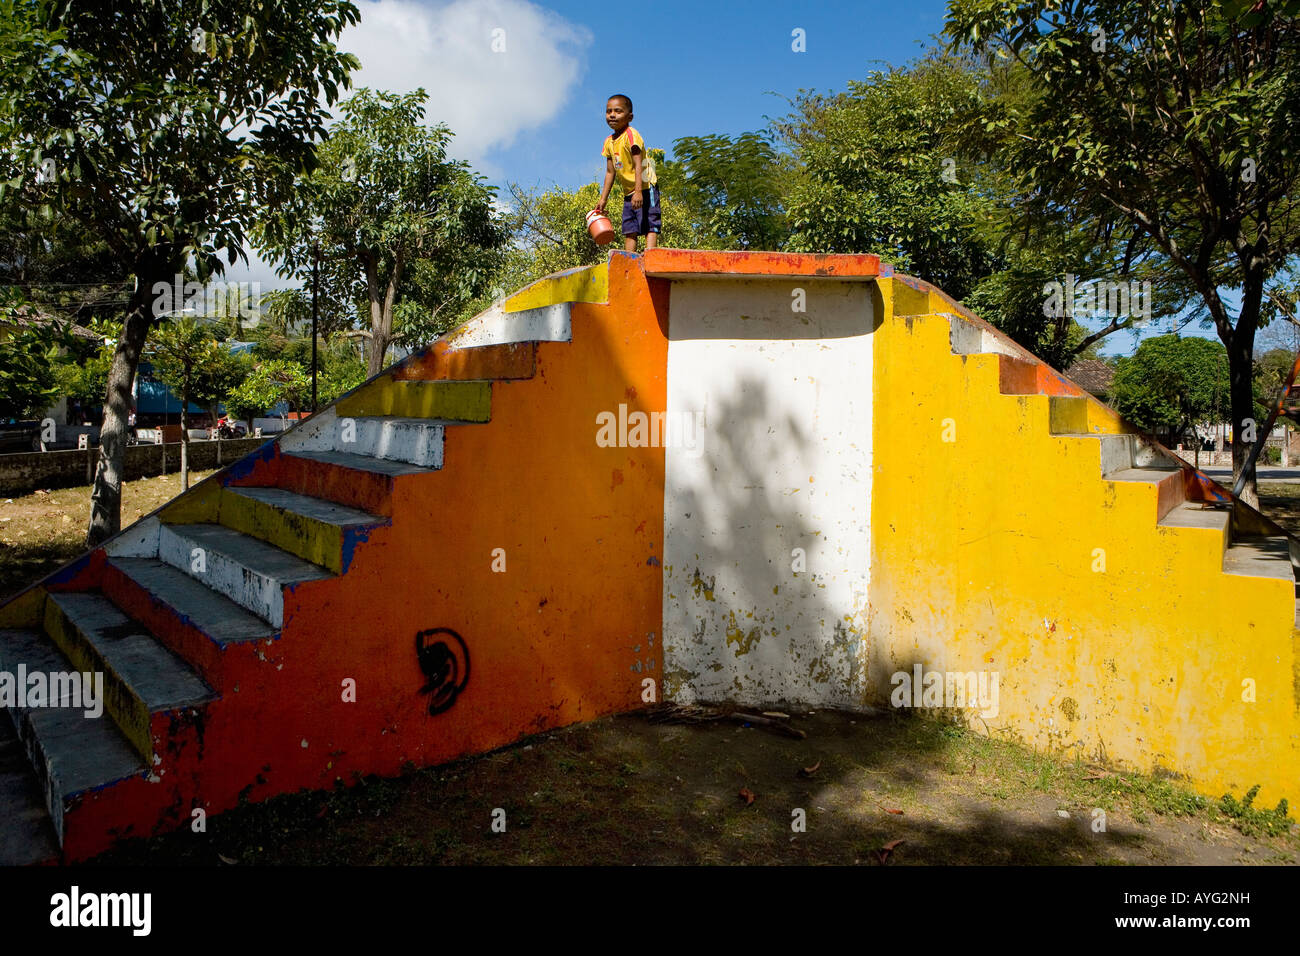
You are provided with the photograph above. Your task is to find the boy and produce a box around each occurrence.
[596,94,660,253]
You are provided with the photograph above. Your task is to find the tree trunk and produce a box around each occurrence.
[1228,324,1259,510]
[365,251,403,377]
[179,382,190,492]
[1230,270,1267,509]
[86,280,156,546]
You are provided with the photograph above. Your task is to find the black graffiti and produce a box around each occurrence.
[415,628,470,716]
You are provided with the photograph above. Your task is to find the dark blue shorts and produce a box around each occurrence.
[622,187,662,236]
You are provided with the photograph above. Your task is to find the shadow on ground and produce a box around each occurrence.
[88,708,1295,866]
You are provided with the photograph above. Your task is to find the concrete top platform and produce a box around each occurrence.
[643,249,881,280]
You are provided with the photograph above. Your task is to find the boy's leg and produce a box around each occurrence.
[645,186,661,249]
[622,195,640,252]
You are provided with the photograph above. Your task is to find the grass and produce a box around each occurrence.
[0,469,218,601]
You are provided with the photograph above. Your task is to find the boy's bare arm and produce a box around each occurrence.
[597,157,615,212]
[630,151,644,209]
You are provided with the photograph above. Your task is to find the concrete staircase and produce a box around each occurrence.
[967,321,1299,621]
[0,328,560,862]
[870,276,1300,809]
[2,251,1296,863]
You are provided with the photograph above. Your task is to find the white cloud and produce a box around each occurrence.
[341,0,592,168]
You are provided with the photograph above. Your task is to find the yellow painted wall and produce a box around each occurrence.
[870,278,1300,809]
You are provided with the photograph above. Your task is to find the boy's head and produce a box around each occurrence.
[606,94,633,131]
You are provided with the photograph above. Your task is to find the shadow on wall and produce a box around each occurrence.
[662,278,877,711]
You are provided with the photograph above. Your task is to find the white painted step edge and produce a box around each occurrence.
[446,301,572,349]
[157,525,285,627]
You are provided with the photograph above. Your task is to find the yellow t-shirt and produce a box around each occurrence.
[602,126,657,193]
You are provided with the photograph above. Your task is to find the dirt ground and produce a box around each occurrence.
[90,708,1297,866]
[1,475,1297,865]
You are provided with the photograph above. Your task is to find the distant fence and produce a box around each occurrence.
[0,437,267,497]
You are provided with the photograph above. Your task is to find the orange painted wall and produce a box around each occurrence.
[198,252,670,809]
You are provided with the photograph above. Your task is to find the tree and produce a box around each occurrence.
[226,359,310,430]
[772,52,1000,299]
[946,0,1300,505]
[0,293,72,420]
[255,88,509,377]
[152,318,246,489]
[0,0,360,544]
[670,133,788,250]
[1111,335,1230,464]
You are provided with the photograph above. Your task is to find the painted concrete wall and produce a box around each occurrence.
[661,278,873,708]
[6,250,1300,862]
[869,277,1300,811]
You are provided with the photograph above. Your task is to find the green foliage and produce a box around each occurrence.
[0,0,361,280]
[0,286,79,418]
[317,344,368,405]
[946,0,1300,496]
[1253,348,1296,419]
[773,52,998,298]
[1218,785,1292,838]
[1111,335,1230,439]
[226,358,310,423]
[669,133,787,250]
[0,325,61,419]
[53,347,113,411]
[963,251,1097,370]
[254,88,509,371]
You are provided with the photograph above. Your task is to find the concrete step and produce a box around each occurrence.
[394,340,537,382]
[996,354,1082,396]
[42,592,215,763]
[105,557,275,646]
[1223,535,1294,582]
[1057,432,1169,475]
[0,628,144,847]
[159,523,333,627]
[1158,500,1231,534]
[102,557,275,688]
[294,416,449,468]
[282,448,433,477]
[217,485,386,574]
[444,300,572,349]
[947,314,1024,358]
[0,712,59,864]
[1048,395,1128,436]
[335,379,492,421]
[1157,501,1233,571]
[1105,466,1187,521]
[266,449,429,517]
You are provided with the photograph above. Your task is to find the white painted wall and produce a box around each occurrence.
[662,278,874,709]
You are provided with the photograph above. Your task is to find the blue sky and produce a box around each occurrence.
[224,0,1237,357]
[233,0,951,288]
[487,0,951,192]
